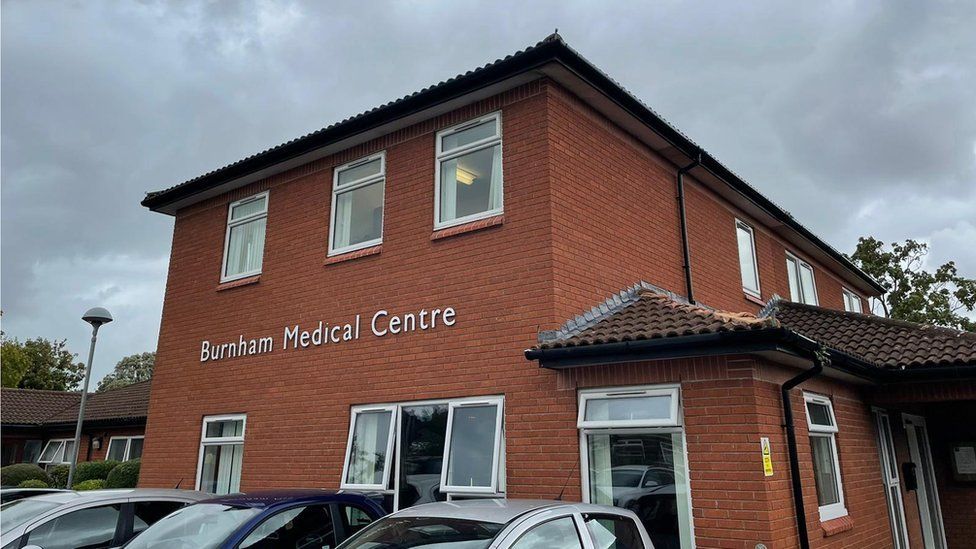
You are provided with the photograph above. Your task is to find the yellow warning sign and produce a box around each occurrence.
[761,437,774,477]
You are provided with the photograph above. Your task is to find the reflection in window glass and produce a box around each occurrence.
[107,439,127,461]
[27,504,121,549]
[512,517,583,549]
[810,436,840,505]
[129,438,144,460]
[442,120,497,151]
[398,405,449,509]
[736,222,760,295]
[340,517,502,549]
[806,402,833,427]
[240,505,334,549]
[132,501,185,536]
[346,410,393,486]
[200,444,243,495]
[206,419,244,438]
[584,514,643,549]
[584,396,672,423]
[337,158,382,186]
[445,404,498,489]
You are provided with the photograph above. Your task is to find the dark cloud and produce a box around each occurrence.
[2,0,974,382]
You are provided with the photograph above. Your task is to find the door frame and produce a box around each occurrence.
[902,413,947,549]
[873,408,910,548]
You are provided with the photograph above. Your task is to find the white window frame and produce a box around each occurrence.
[220,191,269,283]
[37,438,74,465]
[440,396,505,494]
[735,219,761,297]
[195,414,246,492]
[106,436,144,461]
[804,393,847,521]
[577,385,681,429]
[786,252,819,305]
[433,112,504,230]
[842,288,862,313]
[339,404,398,490]
[328,152,386,256]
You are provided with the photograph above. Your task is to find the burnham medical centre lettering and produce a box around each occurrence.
[199,306,457,363]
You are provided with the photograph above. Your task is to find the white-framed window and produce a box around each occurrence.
[578,385,695,548]
[37,438,75,465]
[340,396,505,510]
[106,436,144,462]
[842,288,862,313]
[196,414,246,495]
[329,152,386,255]
[735,219,761,297]
[786,252,819,305]
[221,192,268,282]
[434,112,503,229]
[804,393,847,521]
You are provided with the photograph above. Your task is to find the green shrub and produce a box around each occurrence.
[0,463,51,487]
[17,479,50,488]
[48,464,69,489]
[105,459,140,488]
[74,460,120,483]
[73,479,105,491]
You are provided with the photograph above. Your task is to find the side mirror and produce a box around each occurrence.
[902,462,919,491]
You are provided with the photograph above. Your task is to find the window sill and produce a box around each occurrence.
[431,215,504,241]
[217,275,260,291]
[324,245,382,265]
[744,292,765,306]
[820,515,854,537]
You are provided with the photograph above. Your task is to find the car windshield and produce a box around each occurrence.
[338,516,504,549]
[124,503,261,548]
[0,499,63,535]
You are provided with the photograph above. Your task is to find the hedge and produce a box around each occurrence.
[17,479,50,488]
[48,464,69,489]
[105,459,140,488]
[1,464,51,487]
[74,460,120,484]
[73,479,106,491]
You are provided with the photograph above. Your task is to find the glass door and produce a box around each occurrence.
[875,410,909,548]
[903,414,946,549]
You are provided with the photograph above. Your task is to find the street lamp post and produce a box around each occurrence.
[66,307,113,489]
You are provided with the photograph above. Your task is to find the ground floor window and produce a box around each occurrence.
[197,414,245,494]
[37,438,75,466]
[341,396,504,511]
[106,436,144,461]
[23,439,43,463]
[578,385,694,549]
[804,392,847,521]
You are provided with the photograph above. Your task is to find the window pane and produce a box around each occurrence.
[587,432,691,549]
[128,438,144,460]
[346,410,393,486]
[231,196,266,220]
[107,440,127,461]
[39,441,62,462]
[206,419,244,439]
[132,501,185,536]
[786,258,801,302]
[806,402,833,427]
[799,264,817,305]
[23,440,42,463]
[512,517,583,549]
[240,505,335,549]
[584,515,643,549]
[445,404,498,488]
[27,504,122,549]
[441,119,497,152]
[341,505,375,538]
[736,225,759,293]
[333,181,383,250]
[438,145,501,223]
[810,436,840,505]
[224,218,266,277]
[337,158,382,186]
[200,443,243,495]
[398,404,449,509]
[584,395,672,423]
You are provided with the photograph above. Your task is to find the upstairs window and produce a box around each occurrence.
[842,288,862,313]
[735,220,761,297]
[330,153,386,255]
[435,113,503,229]
[222,192,268,282]
[786,253,818,305]
[804,393,847,521]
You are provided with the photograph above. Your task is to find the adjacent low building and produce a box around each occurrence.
[138,34,975,548]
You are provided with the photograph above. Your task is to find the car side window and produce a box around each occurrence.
[132,501,187,536]
[338,504,374,538]
[583,514,644,549]
[510,517,583,549]
[26,504,122,549]
[238,504,335,549]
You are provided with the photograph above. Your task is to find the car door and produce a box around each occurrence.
[235,504,337,549]
[19,503,125,549]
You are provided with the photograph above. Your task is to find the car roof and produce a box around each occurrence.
[199,489,382,509]
[392,499,625,524]
[22,488,208,506]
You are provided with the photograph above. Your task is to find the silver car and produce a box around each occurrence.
[0,488,209,549]
[337,499,655,549]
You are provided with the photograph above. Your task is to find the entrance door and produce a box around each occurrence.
[875,410,909,548]
[903,414,947,549]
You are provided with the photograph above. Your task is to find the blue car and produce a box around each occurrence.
[123,489,386,549]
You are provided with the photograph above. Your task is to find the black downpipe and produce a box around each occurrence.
[782,355,826,549]
[676,153,702,304]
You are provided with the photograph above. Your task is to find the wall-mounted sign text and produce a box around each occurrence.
[200,307,457,362]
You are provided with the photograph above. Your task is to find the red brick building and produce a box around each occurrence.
[139,35,975,548]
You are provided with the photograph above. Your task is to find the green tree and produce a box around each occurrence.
[97,352,154,392]
[14,338,86,390]
[848,237,976,331]
[1,334,31,387]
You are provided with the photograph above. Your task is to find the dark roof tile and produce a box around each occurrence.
[1,381,151,426]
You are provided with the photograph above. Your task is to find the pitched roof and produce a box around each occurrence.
[1,381,151,427]
[769,301,976,369]
[140,33,883,295]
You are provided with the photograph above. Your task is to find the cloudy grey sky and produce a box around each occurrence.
[2,0,974,385]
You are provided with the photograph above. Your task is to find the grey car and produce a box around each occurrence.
[0,488,209,549]
[337,499,655,549]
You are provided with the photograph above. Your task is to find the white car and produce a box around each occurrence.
[337,499,655,549]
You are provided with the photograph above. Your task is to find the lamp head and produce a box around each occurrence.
[82,307,113,328]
